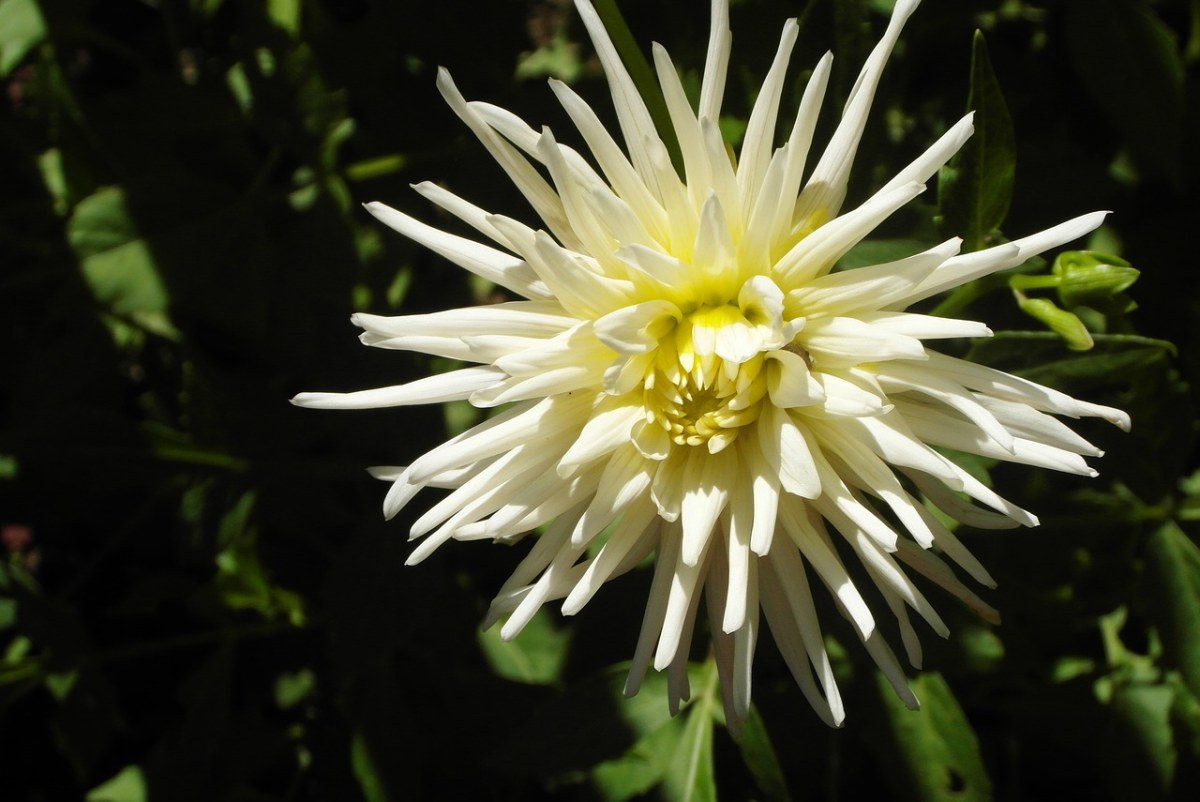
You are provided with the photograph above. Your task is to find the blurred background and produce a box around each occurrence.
[1,0,1198,799]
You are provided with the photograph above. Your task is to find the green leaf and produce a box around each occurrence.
[267,0,301,36]
[478,608,572,685]
[344,153,407,183]
[1145,520,1200,699]
[213,492,306,625]
[273,668,316,710]
[67,187,178,340]
[971,335,1166,386]
[938,31,1015,251]
[1065,0,1185,187]
[592,715,686,802]
[1103,683,1178,801]
[351,731,390,802]
[516,32,584,83]
[0,0,45,77]
[734,706,792,802]
[86,765,147,802]
[837,238,937,271]
[871,672,993,801]
[662,660,719,802]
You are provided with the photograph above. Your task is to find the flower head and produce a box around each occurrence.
[293,0,1129,729]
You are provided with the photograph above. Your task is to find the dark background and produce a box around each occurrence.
[2,0,1198,799]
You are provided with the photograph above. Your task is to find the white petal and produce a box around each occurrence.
[594,300,681,355]
[536,127,625,270]
[923,351,1130,429]
[364,201,548,299]
[778,499,876,640]
[571,445,654,546]
[573,0,669,198]
[812,478,899,553]
[877,113,975,195]
[435,69,578,248]
[631,417,673,461]
[562,497,659,614]
[409,442,555,541]
[849,529,948,637]
[760,546,844,726]
[905,212,1109,305]
[654,531,713,671]
[976,394,1103,456]
[788,238,960,317]
[470,365,601,407]
[738,274,793,347]
[903,467,1033,529]
[548,79,669,241]
[758,404,822,498]
[766,349,825,408]
[625,525,679,697]
[776,181,927,286]
[290,365,504,409]
[810,417,935,547]
[713,318,761,364]
[698,0,731,122]
[652,42,712,210]
[407,392,591,484]
[802,316,928,366]
[411,181,520,253]
[880,361,1016,452]
[737,19,799,215]
[680,447,735,565]
[816,371,892,417]
[770,52,832,248]
[482,462,606,540]
[723,470,755,633]
[864,630,920,709]
[897,397,1098,476]
[857,310,991,341]
[558,395,644,475]
[692,192,737,282]
[793,0,921,223]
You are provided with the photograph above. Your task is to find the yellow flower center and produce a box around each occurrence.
[599,275,804,456]
[641,306,771,453]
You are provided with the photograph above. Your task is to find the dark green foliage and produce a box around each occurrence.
[1,0,1198,799]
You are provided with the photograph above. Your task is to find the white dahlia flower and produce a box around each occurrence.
[293,0,1128,729]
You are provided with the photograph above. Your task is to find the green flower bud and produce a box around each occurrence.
[1051,251,1140,307]
[1016,294,1095,351]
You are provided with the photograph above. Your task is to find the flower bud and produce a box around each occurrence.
[1052,251,1140,307]
[1017,294,1095,351]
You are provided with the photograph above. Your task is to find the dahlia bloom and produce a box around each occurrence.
[293,0,1128,728]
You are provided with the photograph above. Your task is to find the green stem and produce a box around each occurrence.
[988,330,1177,354]
[1008,274,1061,291]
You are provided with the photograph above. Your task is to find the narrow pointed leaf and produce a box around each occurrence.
[938,31,1014,251]
[1145,520,1200,699]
